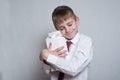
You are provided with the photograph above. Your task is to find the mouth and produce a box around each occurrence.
[65,34,73,40]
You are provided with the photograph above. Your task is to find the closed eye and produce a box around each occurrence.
[67,21,73,27]
[58,27,65,31]
[68,24,72,26]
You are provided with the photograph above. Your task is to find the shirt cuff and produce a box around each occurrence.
[47,54,58,64]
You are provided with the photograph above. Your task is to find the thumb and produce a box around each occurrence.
[48,42,52,51]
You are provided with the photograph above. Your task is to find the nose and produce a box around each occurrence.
[65,27,69,33]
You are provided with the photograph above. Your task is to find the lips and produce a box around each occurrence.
[65,34,73,39]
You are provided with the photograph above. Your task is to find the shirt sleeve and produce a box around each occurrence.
[46,36,93,76]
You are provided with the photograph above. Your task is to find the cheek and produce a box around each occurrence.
[72,26,76,30]
[71,25,77,30]
[71,25,78,34]
[60,30,65,35]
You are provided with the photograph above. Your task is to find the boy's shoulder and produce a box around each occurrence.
[79,33,92,41]
[78,33,92,45]
[77,33,92,49]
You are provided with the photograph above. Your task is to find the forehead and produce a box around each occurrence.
[56,17,75,26]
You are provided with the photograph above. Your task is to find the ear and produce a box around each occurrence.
[75,17,80,26]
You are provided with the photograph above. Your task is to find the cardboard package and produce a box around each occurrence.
[46,31,68,52]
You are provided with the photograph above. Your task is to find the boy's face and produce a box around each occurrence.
[56,17,79,40]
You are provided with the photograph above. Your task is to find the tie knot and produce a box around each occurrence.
[66,41,72,51]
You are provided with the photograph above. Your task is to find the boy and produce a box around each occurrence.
[40,5,93,80]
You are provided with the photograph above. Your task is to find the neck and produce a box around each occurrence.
[66,38,72,40]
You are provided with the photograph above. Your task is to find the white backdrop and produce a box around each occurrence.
[0,0,120,80]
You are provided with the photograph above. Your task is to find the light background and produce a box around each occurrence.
[0,0,120,80]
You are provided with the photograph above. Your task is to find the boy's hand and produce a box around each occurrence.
[48,43,67,57]
[40,43,67,61]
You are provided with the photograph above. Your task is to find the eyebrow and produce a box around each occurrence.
[57,20,73,29]
[67,21,73,25]
[56,25,64,29]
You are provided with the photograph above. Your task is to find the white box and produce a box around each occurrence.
[46,31,68,52]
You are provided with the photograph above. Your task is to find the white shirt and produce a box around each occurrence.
[44,33,93,80]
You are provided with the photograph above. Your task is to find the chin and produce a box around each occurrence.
[65,36,73,40]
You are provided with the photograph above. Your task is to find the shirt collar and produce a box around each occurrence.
[66,32,80,45]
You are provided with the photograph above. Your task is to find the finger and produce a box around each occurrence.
[59,52,67,57]
[58,52,62,55]
[61,50,67,53]
[48,42,52,50]
[58,50,67,56]
[55,46,64,52]
[58,50,67,54]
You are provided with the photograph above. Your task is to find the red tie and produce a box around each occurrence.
[58,41,72,80]
[66,41,72,51]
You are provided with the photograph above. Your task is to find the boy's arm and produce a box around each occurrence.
[47,47,93,76]
[44,37,93,76]
[40,45,67,70]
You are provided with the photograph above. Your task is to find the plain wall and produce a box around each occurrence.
[0,0,120,80]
